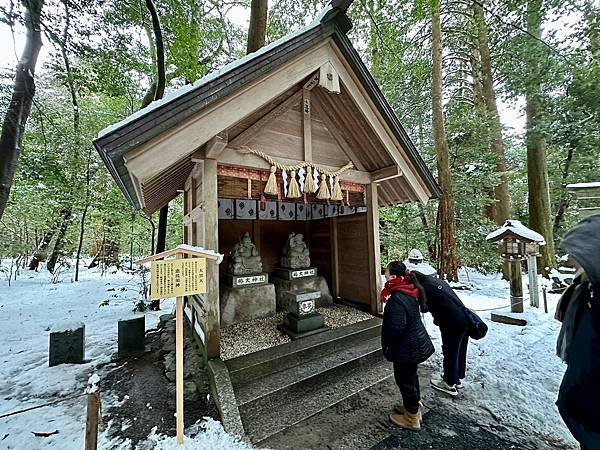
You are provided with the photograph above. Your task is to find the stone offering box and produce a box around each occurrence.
[49,323,85,367]
[278,289,328,340]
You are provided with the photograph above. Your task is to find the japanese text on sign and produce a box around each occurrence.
[150,258,207,300]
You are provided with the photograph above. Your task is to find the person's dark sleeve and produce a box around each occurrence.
[382,296,408,349]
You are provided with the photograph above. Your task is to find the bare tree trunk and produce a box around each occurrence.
[432,0,459,282]
[247,0,268,54]
[553,146,574,235]
[47,208,72,273]
[75,150,92,281]
[525,0,555,273]
[145,0,166,101]
[145,0,168,310]
[29,223,57,270]
[474,1,510,225]
[0,0,44,220]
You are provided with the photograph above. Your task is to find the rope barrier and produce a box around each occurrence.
[0,393,87,419]
[237,146,354,176]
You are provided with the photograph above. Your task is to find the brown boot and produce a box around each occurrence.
[389,409,421,431]
[393,404,423,421]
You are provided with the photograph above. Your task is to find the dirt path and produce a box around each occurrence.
[100,322,218,447]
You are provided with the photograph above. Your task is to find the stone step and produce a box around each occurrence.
[259,366,434,449]
[241,349,392,444]
[225,317,382,385]
[235,335,382,407]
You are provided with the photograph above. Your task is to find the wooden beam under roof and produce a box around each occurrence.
[229,89,303,148]
[204,130,228,159]
[217,147,371,184]
[370,165,402,183]
[309,91,367,171]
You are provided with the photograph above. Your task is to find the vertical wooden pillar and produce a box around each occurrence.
[366,183,382,314]
[330,217,340,299]
[175,252,185,444]
[203,159,220,358]
[509,260,524,313]
[527,254,540,308]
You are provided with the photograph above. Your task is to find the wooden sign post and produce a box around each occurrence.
[137,245,221,445]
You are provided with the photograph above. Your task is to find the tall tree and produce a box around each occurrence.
[525,0,555,271]
[146,0,167,309]
[473,1,510,225]
[247,0,268,53]
[0,0,44,220]
[431,0,459,281]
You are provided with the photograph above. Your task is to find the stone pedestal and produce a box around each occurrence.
[277,290,329,340]
[278,313,328,340]
[118,316,146,357]
[220,283,277,326]
[49,323,85,367]
[271,269,333,310]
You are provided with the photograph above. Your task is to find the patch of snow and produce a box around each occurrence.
[50,321,85,333]
[404,260,437,276]
[421,270,577,448]
[96,5,333,140]
[0,262,175,450]
[486,219,546,244]
[137,418,256,450]
[175,244,224,264]
[566,181,600,189]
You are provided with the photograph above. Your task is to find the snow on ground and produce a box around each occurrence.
[0,262,244,450]
[0,261,579,449]
[421,268,578,448]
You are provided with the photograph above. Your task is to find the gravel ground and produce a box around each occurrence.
[220,304,374,360]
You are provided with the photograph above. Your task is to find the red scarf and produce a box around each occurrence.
[381,272,420,304]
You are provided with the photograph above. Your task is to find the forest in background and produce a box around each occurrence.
[0,0,598,281]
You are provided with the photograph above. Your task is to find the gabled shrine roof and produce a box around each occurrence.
[93,1,441,213]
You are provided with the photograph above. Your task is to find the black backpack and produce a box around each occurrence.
[463,307,488,340]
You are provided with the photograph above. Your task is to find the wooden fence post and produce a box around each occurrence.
[543,287,548,314]
[85,388,100,450]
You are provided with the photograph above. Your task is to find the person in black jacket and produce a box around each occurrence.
[555,215,600,450]
[412,270,470,397]
[382,261,434,431]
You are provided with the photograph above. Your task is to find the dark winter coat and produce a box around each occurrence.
[381,291,435,364]
[555,215,600,449]
[415,273,469,332]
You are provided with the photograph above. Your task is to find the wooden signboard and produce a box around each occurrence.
[150,258,206,299]
[136,246,221,446]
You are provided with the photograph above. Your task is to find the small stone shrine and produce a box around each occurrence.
[272,232,333,311]
[220,232,276,326]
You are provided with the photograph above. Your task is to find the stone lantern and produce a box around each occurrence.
[486,220,546,313]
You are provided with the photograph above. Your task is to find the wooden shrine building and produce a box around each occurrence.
[94,1,440,360]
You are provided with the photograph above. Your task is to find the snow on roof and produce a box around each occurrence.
[566,182,600,189]
[176,244,224,264]
[486,219,546,244]
[96,5,333,139]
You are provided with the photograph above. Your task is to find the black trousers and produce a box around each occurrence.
[393,362,420,414]
[441,327,469,386]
